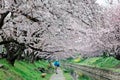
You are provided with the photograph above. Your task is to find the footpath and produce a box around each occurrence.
[50,68,66,80]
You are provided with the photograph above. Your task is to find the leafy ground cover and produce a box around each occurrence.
[78,57,120,67]
[63,67,93,80]
[0,59,52,80]
[63,73,72,80]
[63,56,120,80]
[72,57,120,72]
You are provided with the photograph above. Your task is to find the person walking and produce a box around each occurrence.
[53,60,60,74]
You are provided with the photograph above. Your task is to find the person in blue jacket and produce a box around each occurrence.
[54,60,60,74]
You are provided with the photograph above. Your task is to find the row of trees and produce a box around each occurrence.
[0,0,120,65]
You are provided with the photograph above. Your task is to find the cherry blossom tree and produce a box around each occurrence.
[98,4,120,59]
[1,0,115,65]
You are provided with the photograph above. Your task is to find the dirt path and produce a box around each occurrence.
[50,68,66,80]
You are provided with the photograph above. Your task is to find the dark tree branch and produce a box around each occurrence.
[31,29,41,37]
[0,11,9,29]
[28,45,43,51]
[0,39,64,54]
[14,0,17,4]
[21,13,39,22]
[28,45,64,53]
[0,39,25,46]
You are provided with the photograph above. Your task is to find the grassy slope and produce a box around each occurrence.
[77,57,120,72]
[63,57,120,80]
[64,57,120,80]
[0,59,52,80]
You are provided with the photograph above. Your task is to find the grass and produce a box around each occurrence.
[75,57,120,72]
[61,66,73,80]
[64,73,72,80]
[78,75,93,80]
[63,56,120,80]
[62,67,93,80]
[78,57,120,68]
[0,59,52,80]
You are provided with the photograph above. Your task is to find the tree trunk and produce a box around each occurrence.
[6,51,17,66]
[115,54,120,60]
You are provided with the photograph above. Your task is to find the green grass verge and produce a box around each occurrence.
[77,57,120,72]
[78,75,93,80]
[0,59,52,80]
[64,56,120,80]
[63,68,93,80]
[61,66,73,80]
[63,73,72,80]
